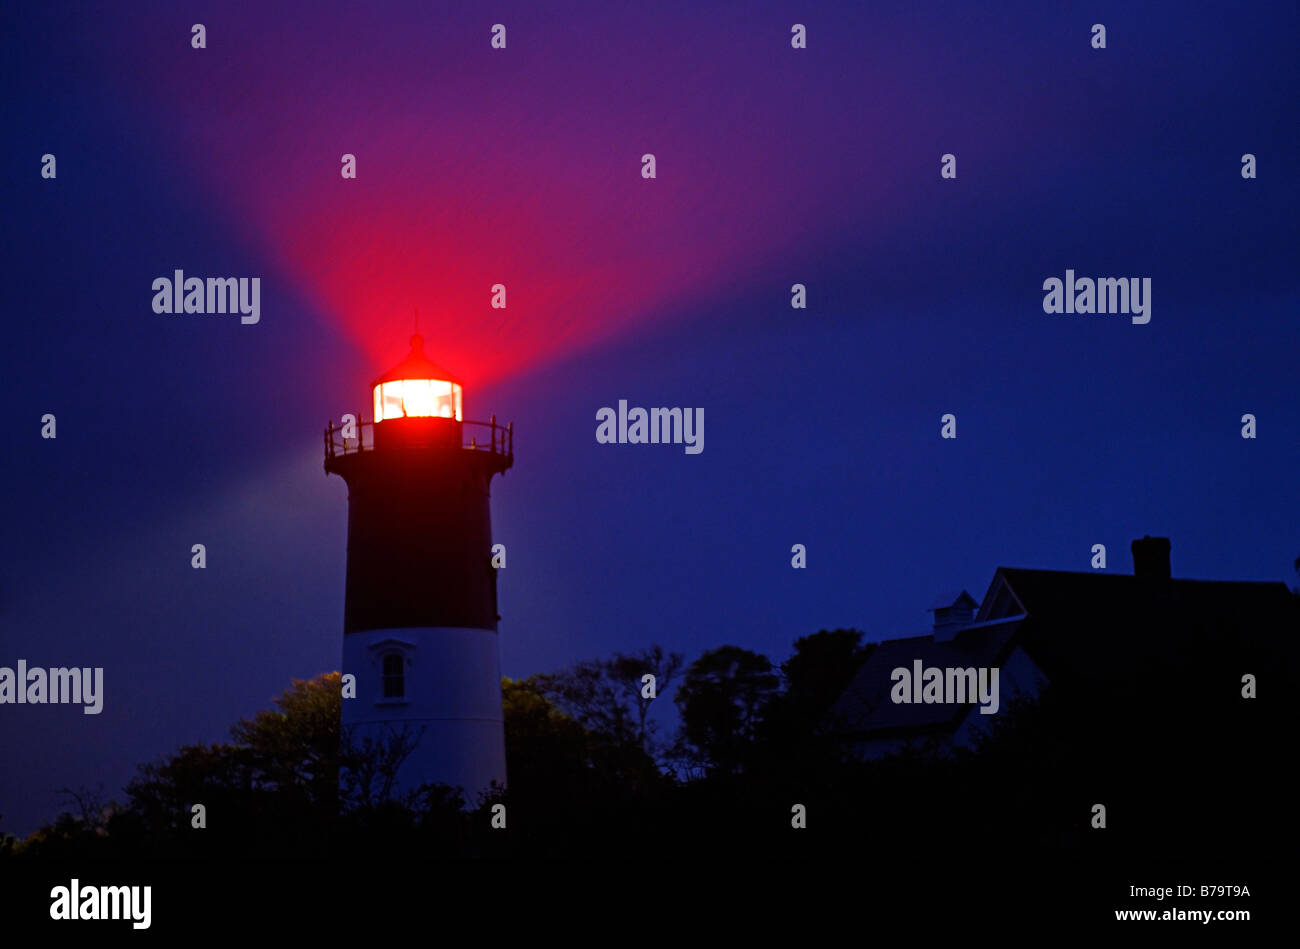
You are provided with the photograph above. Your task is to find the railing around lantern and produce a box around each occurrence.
[323,416,513,464]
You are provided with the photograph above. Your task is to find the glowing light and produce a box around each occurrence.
[369,334,465,422]
[373,378,463,422]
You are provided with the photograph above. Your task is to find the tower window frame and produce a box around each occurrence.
[381,652,406,699]
[367,637,416,706]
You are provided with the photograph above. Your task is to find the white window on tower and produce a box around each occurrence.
[382,652,405,699]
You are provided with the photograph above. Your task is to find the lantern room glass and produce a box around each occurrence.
[372,378,463,422]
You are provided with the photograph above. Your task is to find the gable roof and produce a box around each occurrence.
[987,567,1295,682]
[980,566,1293,623]
[826,615,1023,738]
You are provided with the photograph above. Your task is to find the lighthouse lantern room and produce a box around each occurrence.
[371,334,464,422]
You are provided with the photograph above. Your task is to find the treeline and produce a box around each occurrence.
[0,624,1285,867]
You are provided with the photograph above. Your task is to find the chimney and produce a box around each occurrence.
[1131,536,1171,580]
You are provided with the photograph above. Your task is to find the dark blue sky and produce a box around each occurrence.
[2,0,1297,834]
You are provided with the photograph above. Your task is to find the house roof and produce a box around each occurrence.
[826,615,1022,737]
[829,564,1296,742]
[979,567,1292,621]
[978,566,1297,684]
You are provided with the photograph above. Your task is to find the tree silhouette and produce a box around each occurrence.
[673,645,779,777]
[526,644,683,763]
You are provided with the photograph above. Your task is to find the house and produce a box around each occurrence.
[826,536,1297,759]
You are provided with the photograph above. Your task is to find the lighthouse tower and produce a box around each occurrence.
[324,334,512,801]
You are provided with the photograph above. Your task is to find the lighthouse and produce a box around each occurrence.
[324,334,513,801]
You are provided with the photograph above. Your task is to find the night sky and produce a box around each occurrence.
[3,0,1297,835]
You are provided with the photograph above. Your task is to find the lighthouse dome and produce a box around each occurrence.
[371,334,464,422]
